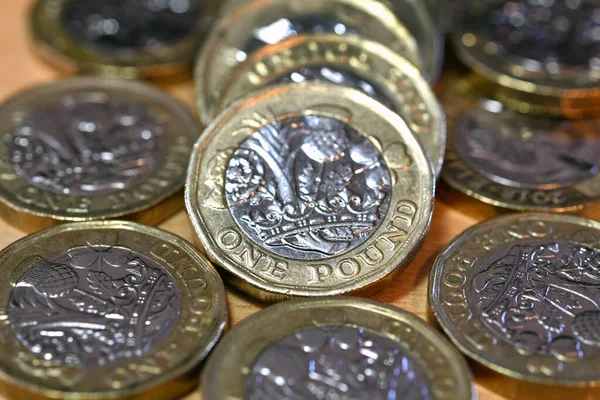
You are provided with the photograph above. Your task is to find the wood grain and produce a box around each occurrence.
[0,1,504,399]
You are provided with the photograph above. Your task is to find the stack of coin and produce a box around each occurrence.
[441,0,600,219]
[187,0,446,302]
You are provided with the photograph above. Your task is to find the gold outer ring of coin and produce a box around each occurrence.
[429,212,600,397]
[438,73,600,219]
[30,0,220,78]
[0,77,199,233]
[202,297,475,399]
[209,34,446,177]
[195,0,422,125]
[217,0,442,83]
[186,83,434,302]
[0,220,227,400]
[453,0,600,119]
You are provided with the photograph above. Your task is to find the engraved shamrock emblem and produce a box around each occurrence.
[68,231,129,270]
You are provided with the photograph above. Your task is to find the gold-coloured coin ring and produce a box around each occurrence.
[441,76,600,215]
[186,83,434,302]
[0,221,226,399]
[453,0,600,118]
[0,77,198,232]
[429,212,600,386]
[31,0,219,78]
[195,0,422,125]
[202,297,475,399]
[211,34,446,177]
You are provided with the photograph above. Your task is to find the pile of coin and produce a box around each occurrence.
[0,0,598,398]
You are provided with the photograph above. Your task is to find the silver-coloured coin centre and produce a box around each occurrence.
[10,97,167,196]
[482,0,600,71]
[61,0,202,52]
[270,66,396,112]
[245,325,432,400]
[8,246,182,366]
[224,115,392,260]
[471,240,600,361]
[455,108,600,189]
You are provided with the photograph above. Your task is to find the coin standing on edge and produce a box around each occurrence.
[429,213,600,397]
[31,0,219,78]
[186,83,434,302]
[440,76,600,218]
[454,0,600,118]
[0,77,198,232]
[206,34,446,177]
[195,0,422,125]
[0,221,226,400]
[202,297,475,400]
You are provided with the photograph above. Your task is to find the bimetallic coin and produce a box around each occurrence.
[211,34,446,177]
[430,213,600,395]
[0,77,198,232]
[454,0,600,118]
[0,221,226,399]
[186,83,434,301]
[202,297,475,399]
[441,76,600,218]
[218,0,441,83]
[31,0,219,78]
[195,0,422,126]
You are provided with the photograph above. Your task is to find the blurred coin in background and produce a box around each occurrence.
[195,0,422,125]
[0,77,198,232]
[31,0,220,78]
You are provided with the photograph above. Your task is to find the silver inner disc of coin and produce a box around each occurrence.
[8,246,182,366]
[224,115,392,261]
[471,240,600,360]
[245,325,432,400]
[10,96,167,196]
[455,107,600,189]
[475,0,600,74]
[269,66,397,112]
[61,0,202,53]
[241,15,359,57]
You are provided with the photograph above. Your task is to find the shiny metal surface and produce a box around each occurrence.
[11,98,166,196]
[225,115,392,260]
[246,325,431,400]
[9,246,181,366]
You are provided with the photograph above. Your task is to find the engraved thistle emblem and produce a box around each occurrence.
[246,326,432,400]
[472,242,600,360]
[224,115,392,260]
[8,234,181,367]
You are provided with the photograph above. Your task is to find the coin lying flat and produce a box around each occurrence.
[430,213,600,395]
[440,75,600,218]
[31,0,219,78]
[202,297,474,399]
[210,34,446,177]
[186,83,434,301]
[0,221,226,399]
[454,0,600,118]
[0,77,198,232]
[195,0,422,125]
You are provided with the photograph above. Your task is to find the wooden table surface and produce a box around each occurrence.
[0,1,508,399]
